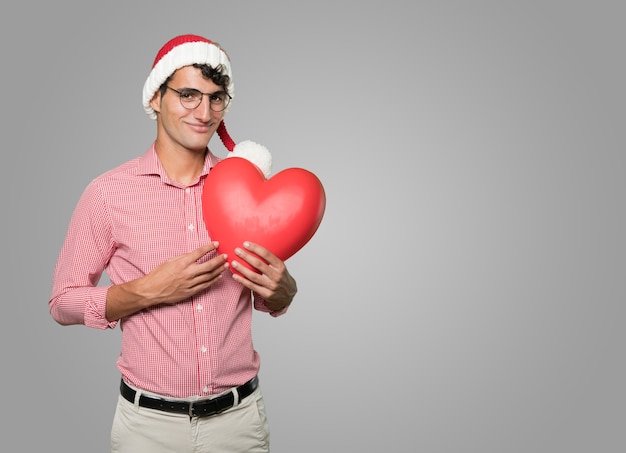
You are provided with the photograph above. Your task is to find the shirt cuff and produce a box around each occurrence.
[84,286,118,329]
[254,294,290,317]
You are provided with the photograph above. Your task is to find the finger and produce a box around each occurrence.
[193,264,227,286]
[187,242,220,262]
[240,241,280,266]
[233,247,274,280]
[238,243,287,282]
[190,270,225,293]
[194,252,229,276]
[230,265,269,297]
[233,259,280,294]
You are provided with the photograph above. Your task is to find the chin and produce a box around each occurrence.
[183,140,209,152]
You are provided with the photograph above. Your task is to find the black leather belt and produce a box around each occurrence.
[120,376,258,418]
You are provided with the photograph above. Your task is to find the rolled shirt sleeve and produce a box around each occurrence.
[49,180,117,329]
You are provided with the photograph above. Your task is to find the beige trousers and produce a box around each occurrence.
[110,386,270,453]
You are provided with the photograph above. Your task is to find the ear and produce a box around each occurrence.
[150,91,161,115]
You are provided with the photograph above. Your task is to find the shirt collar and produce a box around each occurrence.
[136,142,222,179]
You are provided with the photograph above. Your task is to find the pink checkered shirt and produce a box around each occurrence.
[49,144,284,398]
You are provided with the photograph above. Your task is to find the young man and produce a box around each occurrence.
[49,34,297,452]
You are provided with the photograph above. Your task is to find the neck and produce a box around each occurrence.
[154,140,207,186]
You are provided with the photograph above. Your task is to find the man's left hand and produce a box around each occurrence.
[230,241,297,312]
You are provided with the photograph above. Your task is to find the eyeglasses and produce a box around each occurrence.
[166,86,231,112]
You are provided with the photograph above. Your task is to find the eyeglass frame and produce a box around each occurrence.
[165,85,232,112]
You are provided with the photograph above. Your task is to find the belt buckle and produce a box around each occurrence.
[189,398,224,418]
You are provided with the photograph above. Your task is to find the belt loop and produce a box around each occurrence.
[133,388,142,410]
[232,387,240,406]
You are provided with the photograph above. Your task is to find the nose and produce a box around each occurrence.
[194,94,213,121]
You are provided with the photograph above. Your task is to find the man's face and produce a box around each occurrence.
[151,65,226,153]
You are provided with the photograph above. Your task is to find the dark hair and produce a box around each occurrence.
[158,63,231,97]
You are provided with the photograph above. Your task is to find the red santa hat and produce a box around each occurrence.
[142,34,271,177]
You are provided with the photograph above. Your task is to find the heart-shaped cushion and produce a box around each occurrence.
[202,157,326,275]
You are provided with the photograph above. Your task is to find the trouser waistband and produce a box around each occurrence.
[120,376,258,418]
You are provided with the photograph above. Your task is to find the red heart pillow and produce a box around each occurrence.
[202,157,326,275]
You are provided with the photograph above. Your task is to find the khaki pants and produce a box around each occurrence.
[110,386,270,453]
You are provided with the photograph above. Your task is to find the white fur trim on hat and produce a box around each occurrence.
[142,35,234,119]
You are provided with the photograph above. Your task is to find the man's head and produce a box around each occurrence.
[143,34,234,120]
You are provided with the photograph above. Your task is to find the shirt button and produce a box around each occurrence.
[201,346,207,353]
[203,386,209,394]
[185,187,191,194]
[187,224,195,231]
[197,304,203,311]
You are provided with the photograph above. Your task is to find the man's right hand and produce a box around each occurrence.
[105,242,228,321]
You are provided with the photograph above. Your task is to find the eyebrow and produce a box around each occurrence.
[179,87,228,95]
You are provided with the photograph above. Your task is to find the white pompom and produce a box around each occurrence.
[227,140,272,178]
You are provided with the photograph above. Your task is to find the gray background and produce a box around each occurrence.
[2,1,624,452]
